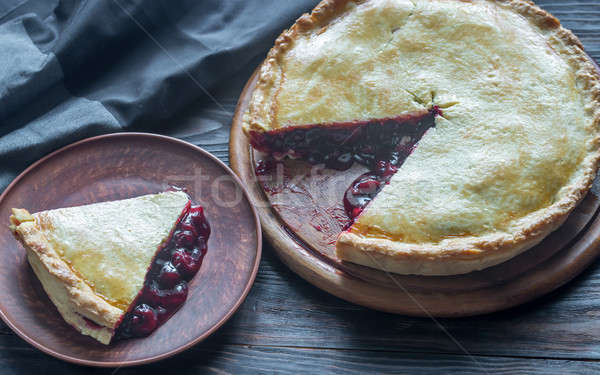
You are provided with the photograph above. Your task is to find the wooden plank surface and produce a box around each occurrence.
[2,0,600,373]
[1,334,600,374]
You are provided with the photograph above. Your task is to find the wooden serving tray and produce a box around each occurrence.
[229,69,600,317]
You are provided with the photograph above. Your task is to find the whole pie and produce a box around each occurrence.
[9,191,210,344]
[243,0,600,275]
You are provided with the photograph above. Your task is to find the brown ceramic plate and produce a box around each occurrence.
[0,133,261,367]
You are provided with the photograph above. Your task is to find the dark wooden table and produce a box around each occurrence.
[2,1,600,373]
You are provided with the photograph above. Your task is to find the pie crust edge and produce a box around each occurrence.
[10,209,123,344]
[242,0,600,275]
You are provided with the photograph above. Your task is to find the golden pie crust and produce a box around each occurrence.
[243,0,600,275]
[9,191,190,344]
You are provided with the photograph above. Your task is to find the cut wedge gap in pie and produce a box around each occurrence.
[250,108,439,222]
[9,190,210,344]
[243,0,600,276]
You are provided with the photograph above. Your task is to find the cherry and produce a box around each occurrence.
[174,230,195,247]
[144,280,188,308]
[188,205,204,217]
[388,151,403,166]
[189,206,210,238]
[159,282,188,308]
[196,220,210,240]
[143,282,163,306]
[190,243,207,261]
[180,220,197,236]
[129,304,158,337]
[325,152,354,170]
[151,257,167,274]
[357,145,382,166]
[376,161,398,178]
[172,248,201,278]
[171,247,188,261]
[343,174,385,220]
[158,262,180,288]
[354,179,380,194]
[155,306,169,324]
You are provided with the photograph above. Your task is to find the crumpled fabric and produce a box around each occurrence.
[0,0,316,191]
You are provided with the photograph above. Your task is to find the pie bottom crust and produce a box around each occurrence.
[10,209,123,345]
[336,231,549,276]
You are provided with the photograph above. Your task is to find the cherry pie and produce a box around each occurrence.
[9,191,210,344]
[243,0,600,275]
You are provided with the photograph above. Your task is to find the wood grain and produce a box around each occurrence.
[0,334,599,374]
[1,0,599,372]
[1,333,600,374]
[217,249,600,359]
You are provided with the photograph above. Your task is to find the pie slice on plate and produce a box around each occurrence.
[9,191,210,344]
[243,0,600,275]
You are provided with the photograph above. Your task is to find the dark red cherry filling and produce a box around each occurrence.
[253,108,439,224]
[343,173,385,221]
[250,109,437,172]
[114,204,210,340]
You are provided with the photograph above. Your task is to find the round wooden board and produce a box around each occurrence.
[0,133,261,367]
[230,68,600,317]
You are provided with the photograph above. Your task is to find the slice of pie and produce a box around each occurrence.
[243,0,600,275]
[9,191,210,344]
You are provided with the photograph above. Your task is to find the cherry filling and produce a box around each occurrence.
[343,173,386,221]
[250,110,437,172]
[114,203,210,340]
[253,108,439,223]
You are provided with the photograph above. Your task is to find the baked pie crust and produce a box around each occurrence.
[243,0,600,275]
[9,191,210,344]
